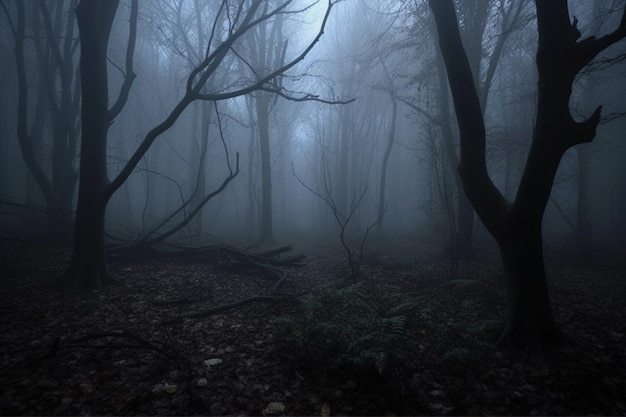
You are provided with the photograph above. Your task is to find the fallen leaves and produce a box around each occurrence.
[202,357,223,367]
[152,381,178,394]
[0,241,625,415]
[263,401,286,416]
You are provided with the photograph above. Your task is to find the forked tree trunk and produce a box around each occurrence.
[429,0,625,347]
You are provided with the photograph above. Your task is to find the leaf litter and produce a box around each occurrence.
[0,240,624,415]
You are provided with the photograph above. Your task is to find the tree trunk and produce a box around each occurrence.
[435,54,474,259]
[337,103,351,215]
[188,101,211,239]
[245,96,259,239]
[256,94,275,244]
[498,210,557,347]
[64,0,120,290]
[377,97,397,234]
[576,146,593,253]
[456,0,486,259]
[456,192,474,258]
[427,0,547,347]
[430,0,626,347]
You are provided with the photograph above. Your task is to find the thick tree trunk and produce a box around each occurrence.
[429,0,551,348]
[69,203,107,290]
[430,0,625,348]
[435,54,474,259]
[498,212,558,347]
[49,121,78,240]
[457,193,474,258]
[46,196,74,241]
[576,142,593,255]
[64,0,120,290]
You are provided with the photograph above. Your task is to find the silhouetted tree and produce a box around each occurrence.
[2,0,84,239]
[246,2,287,245]
[429,0,626,347]
[66,0,341,290]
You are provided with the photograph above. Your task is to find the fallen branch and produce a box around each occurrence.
[163,295,282,324]
[153,297,212,307]
[43,330,185,363]
[110,243,304,323]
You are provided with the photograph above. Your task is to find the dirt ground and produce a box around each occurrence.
[0,239,624,415]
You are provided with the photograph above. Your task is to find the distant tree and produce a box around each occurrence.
[429,0,626,347]
[376,93,397,235]
[245,1,287,245]
[450,0,529,260]
[2,0,85,239]
[66,0,341,290]
[392,0,527,259]
[133,0,228,242]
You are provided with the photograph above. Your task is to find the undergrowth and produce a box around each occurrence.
[278,280,420,376]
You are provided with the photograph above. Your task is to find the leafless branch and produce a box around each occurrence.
[0,0,16,36]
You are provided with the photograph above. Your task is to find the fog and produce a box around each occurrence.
[2,1,626,414]
[1,0,625,253]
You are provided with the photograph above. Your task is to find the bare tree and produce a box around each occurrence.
[2,0,87,239]
[246,1,287,245]
[66,0,343,290]
[429,0,626,347]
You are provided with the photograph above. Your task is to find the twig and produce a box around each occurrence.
[163,295,282,324]
[44,331,185,362]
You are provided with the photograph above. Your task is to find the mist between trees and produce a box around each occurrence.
[1,0,625,283]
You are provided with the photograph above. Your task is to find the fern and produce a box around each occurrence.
[279,283,412,374]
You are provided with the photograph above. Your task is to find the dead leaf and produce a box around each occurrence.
[263,401,285,416]
[320,402,331,416]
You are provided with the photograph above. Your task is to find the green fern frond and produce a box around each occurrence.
[278,283,413,374]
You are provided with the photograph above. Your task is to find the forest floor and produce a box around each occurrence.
[0,238,625,416]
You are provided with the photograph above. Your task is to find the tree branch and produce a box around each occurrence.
[108,0,138,122]
[260,85,354,104]
[104,0,337,205]
[428,0,508,241]
[571,4,626,72]
[0,0,16,36]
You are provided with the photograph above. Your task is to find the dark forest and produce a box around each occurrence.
[1,0,625,415]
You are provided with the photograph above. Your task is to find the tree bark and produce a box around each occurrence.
[11,0,78,240]
[430,0,626,347]
[337,89,352,215]
[63,0,338,289]
[498,207,557,347]
[64,0,120,290]
[245,95,259,238]
[429,0,543,347]
[256,93,275,244]
[435,53,473,259]
[377,96,397,234]
[576,142,593,253]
